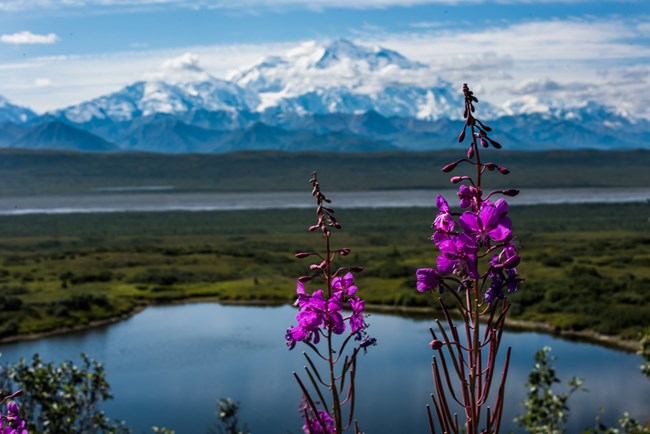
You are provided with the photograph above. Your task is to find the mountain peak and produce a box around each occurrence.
[11,121,117,151]
[317,38,419,70]
[228,38,451,118]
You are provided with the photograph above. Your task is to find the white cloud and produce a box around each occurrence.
[146,52,212,82]
[161,52,203,72]
[1,31,59,45]
[34,78,53,87]
[409,21,446,29]
[366,18,650,63]
[512,78,595,94]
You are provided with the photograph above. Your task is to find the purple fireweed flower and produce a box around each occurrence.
[505,268,521,293]
[294,281,309,307]
[303,410,335,434]
[484,269,504,303]
[332,272,357,296]
[287,273,368,349]
[0,401,28,434]
[436,233,479,279]
[0,421,28,434]
[286,286,328,348]
[484,285,502,303]
[434,195,455,233]
[484,259,521,303]
[459,199,512,244]
[306,289,326,311]
[457,185,480,210]
[325,292,346,335]
[489,243,520,270]
[349,297,366,334]
[416,268,441,292]
[502,243,520,269]
[359,336,377,353]
[3,403,20,424]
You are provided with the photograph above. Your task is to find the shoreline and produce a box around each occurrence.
[0,298,640,353]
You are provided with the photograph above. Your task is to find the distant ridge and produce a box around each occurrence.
[10,121,118,152]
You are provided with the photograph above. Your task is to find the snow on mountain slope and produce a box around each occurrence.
[57,54,259,124]
[0,96,37,123]
[229,39,481,120]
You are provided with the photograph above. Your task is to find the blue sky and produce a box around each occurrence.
[1,0,649,116]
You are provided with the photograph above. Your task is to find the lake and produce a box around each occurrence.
[0,187,648,215]
[0,304,647,434]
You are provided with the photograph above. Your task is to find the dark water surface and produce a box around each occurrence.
[0,304,648,434]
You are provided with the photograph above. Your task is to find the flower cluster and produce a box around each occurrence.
[0,401,27,434]
[286,172,374,434]
[417,192,522,303]
[302,409,335,434]
[286,272,369,350]
[416,85,522,304]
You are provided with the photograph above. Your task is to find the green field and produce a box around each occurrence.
[0,203,648,345]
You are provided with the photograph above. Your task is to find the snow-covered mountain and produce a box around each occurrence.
[55,78,259,124]
[50,39,475,124]
[1,39,647,153]
[229,39,477,120]
[0,96,36,124]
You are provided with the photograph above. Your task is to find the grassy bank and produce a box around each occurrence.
[0,202,648,346]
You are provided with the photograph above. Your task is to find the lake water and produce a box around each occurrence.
[0,187,648,215]
[0,304,647,434]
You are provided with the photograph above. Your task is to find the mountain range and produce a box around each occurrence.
[1,39,648,153]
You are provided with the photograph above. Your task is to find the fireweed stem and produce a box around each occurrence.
[286,172,375,434]
[416,84,522,433]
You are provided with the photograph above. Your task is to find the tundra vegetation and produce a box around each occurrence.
[0,202,647,344]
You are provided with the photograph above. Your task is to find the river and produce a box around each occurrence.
[0,187,648,215]
[0,304,647,433]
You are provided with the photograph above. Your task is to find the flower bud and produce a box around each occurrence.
[338,248,351,256]
[498,166,510,175]
[504,255,520,268]
[298,275,313,283]
[458,129,466,143]
[485,163,497,171]
[308,225,319,232]
[350,266,364,273]
[467,146,474,159]
[450,176,463,184]
[295,252,316,259]
[441,161,458,172]
[480,138,488,148]
[429,339,443,350]
[502,189,520,197]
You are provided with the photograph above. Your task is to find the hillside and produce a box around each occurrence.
[0,148,648,197]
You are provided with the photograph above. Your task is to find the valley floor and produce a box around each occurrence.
[0,203,648,351]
